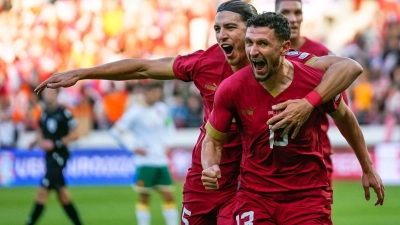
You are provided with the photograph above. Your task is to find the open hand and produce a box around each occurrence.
[362,169,385,206]
[34,69,82,95]
[201,165,221,190]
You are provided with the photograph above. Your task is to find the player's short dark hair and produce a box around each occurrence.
[246,12,291,42]
[217,0,258,23]
[275,0,302,11]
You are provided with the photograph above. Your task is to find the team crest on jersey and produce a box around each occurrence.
[286,51,300,56]
[47,118,58,134]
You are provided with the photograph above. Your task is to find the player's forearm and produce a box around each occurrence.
[334,112,374,173]
[315,59,362,103]
[201,136,223,169]
[80,58,176,81]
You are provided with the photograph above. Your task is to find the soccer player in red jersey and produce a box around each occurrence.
[275,0,333,56]
[273,0,345,185]
[202,12,384,224]
[34,1,364,224]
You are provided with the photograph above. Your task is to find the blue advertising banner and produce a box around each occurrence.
[0,149,136,187]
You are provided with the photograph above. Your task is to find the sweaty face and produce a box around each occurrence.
[276,1,303,40]
[245,26,286,82]
[214,11,248,68]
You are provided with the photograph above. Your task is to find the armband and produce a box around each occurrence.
[304,90,323,107]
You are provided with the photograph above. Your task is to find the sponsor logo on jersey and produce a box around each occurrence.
[299,52,310,59]
[241,107,255,115]
[204,83,218,91]
[47,118,58,134]
[268,110,282,116]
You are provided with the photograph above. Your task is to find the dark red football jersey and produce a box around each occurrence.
[207,61,342,193]
[299,37,347,172]
[172,44,316,191]
[299,37,332,57]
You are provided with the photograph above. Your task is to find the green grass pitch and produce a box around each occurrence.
[1,181,399,225]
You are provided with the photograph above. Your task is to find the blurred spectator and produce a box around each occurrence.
[101,82,128,127]
[351,68,374,124]
[0,107,19,150]
[185,94,203,128]
[170,94,188,128]
[384,64,400,141]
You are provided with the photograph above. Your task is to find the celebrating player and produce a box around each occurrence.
[202,12,384,224]
[34,1,363,224]
[272,0,345,185]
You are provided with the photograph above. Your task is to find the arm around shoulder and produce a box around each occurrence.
[307,56,363,103]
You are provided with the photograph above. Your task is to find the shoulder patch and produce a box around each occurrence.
[334,94,341,102]
[286,51,300,56]
[299,52,309,59]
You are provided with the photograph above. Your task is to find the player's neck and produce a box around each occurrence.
[260,59,294,92]
[231,58,250,72]
[46,103,58,112]
[290,36,306,50]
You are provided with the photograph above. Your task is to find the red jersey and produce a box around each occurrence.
[207,61,342,193]
[299,37,332,57]
[299,37,347,172]
[172,44,316,191]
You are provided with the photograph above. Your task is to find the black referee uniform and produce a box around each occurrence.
[39,105,77,190]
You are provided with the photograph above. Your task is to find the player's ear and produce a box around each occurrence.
[281,40,291,56]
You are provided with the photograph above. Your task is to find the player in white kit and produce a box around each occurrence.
[110,81,178,225]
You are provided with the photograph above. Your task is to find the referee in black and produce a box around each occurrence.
[26,88,83,225]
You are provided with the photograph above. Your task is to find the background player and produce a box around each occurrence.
[110,81,178,225]
[272,0,344,185]
[26,89,83,225]
[33,1,363,223]
[202,12,384,224]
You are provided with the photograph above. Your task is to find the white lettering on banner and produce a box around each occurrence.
[14,157,45,179]
[331,153,362,177]
[65,155,135,178]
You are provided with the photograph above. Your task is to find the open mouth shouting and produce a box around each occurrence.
[221,44,234,57]
[251,59,267,74]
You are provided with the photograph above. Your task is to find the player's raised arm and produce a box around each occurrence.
[201,130,226,191]
[34,57,176,94]
[306,56,363,102]
[329,99,385,206]
[268,56,363,138]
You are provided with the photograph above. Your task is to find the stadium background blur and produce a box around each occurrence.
[0,0,400,224]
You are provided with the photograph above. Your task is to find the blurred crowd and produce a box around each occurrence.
[0,0,400,148]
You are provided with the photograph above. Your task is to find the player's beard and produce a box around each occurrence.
[252,57,280,82]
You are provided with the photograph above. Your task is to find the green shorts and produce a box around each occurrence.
[134,166,173,193]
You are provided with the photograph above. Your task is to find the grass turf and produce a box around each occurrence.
[0,181,398,225]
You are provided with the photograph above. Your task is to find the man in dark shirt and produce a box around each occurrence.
[26,89,83,225]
